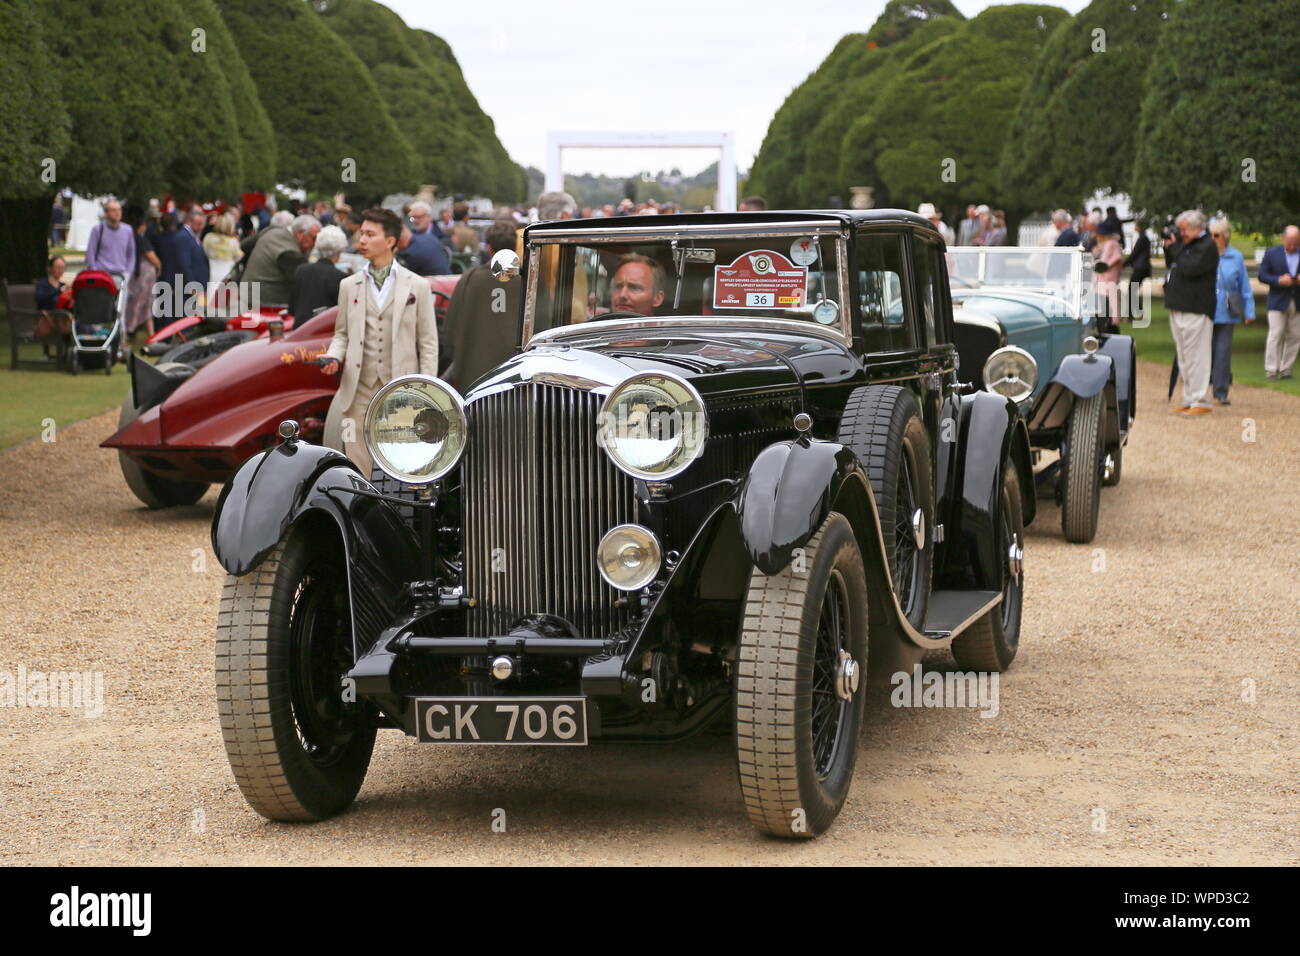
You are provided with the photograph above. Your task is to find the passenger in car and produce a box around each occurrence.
[611,254,666,316]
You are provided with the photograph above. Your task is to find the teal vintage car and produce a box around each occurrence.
[947,247,1135,544]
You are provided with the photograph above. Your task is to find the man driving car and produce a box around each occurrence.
[610,253,666,316]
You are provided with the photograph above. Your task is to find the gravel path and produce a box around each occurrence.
[1,360,1296,865]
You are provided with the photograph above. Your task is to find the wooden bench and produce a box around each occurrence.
[4,280,69,370]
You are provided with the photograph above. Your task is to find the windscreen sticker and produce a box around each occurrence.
[789,237,819,266]
[713,250,808,310]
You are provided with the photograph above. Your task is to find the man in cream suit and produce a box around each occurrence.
[321,207,438,477]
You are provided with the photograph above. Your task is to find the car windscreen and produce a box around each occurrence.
[946,247,1077,300]
[529,235,844,337]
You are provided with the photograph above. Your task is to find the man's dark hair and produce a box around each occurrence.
[485,219,518,254]
[1106,205,1117,216]
[452,201,469,222]
[48,255,65,268]
[616,253,666,294]
[361,207,402,242]
[740,195,768,210]
[161,211,178,230]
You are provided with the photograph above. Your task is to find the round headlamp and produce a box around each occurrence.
[597,372,707,480]
[597,524,662,591]
[365,375,467,483]
[982,346,1038,404]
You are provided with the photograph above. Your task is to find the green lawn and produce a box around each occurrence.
[0,311,138,450]
[1127,298,1300,397]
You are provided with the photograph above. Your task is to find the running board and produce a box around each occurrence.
[922,590,1002,641]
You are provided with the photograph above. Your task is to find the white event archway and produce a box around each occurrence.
[545,130,737,212]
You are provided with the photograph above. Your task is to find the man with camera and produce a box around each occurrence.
[1162,209,1219,416]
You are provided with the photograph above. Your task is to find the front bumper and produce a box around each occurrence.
[346,625,728,742]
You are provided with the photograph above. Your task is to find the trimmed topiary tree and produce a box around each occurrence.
[747,1,964,208]
[0,0,70,199]
[1130,0,1300,232]
[39,0,243,201]
[219,0,418,195]
[0,0,71,282]
[313,0,524,201]
[852,4,1069,215]
[999,0,1176,212]
[179,0,277,191]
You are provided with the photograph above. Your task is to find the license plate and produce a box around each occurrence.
[414,697,588,745]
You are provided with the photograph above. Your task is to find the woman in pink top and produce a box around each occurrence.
[1092,224,1124,332]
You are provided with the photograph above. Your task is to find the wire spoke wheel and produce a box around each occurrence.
[811,569,851,780]
[892,450,921,615]
[287,562,362,766]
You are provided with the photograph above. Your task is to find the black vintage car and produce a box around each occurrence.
[211,211,1035,838]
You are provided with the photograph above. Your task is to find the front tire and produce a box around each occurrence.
[951,463,1024,671]
[115,363,209,508]
[735,512,868,839]
[216,531,375,821]
[1060,391,1104,542]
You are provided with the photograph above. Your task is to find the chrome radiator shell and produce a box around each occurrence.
[461,383,637,638]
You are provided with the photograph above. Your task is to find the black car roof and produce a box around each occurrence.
[524,208,936,235]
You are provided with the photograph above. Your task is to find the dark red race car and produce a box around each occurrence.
[102,275,461,507]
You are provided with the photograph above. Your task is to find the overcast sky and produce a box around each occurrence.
[385,0,1089,180]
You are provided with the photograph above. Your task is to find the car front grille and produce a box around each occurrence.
[461,383,637,639]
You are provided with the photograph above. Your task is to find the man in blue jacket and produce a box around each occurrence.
[177,206,211,303]
[1258,225,1300,379]
[402,201,451,276]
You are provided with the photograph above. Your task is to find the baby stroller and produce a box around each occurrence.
[67,270,126,375]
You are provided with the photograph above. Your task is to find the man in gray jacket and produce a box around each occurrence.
[240,214,320,307]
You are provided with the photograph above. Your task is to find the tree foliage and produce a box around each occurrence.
[0,0,70,199]
[38,0,243,200]
[999,0,1176,211]
[220,0,418,195]
[180,0,277,190]
[1130,0,1300,232]
[313,0,524,201]
[746,1,964,207]
[850,4,1069,215]
[409,28,527,201]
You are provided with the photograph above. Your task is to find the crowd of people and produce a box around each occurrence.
[38,189,1300,432]
[911,198,1298,411]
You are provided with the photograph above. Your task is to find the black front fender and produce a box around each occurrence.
[212,441,362,576]
[212,441,422,659]
[737,438,860,575]
[948,391,1023,590]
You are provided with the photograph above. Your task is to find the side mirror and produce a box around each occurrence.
[490,248,520,282]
